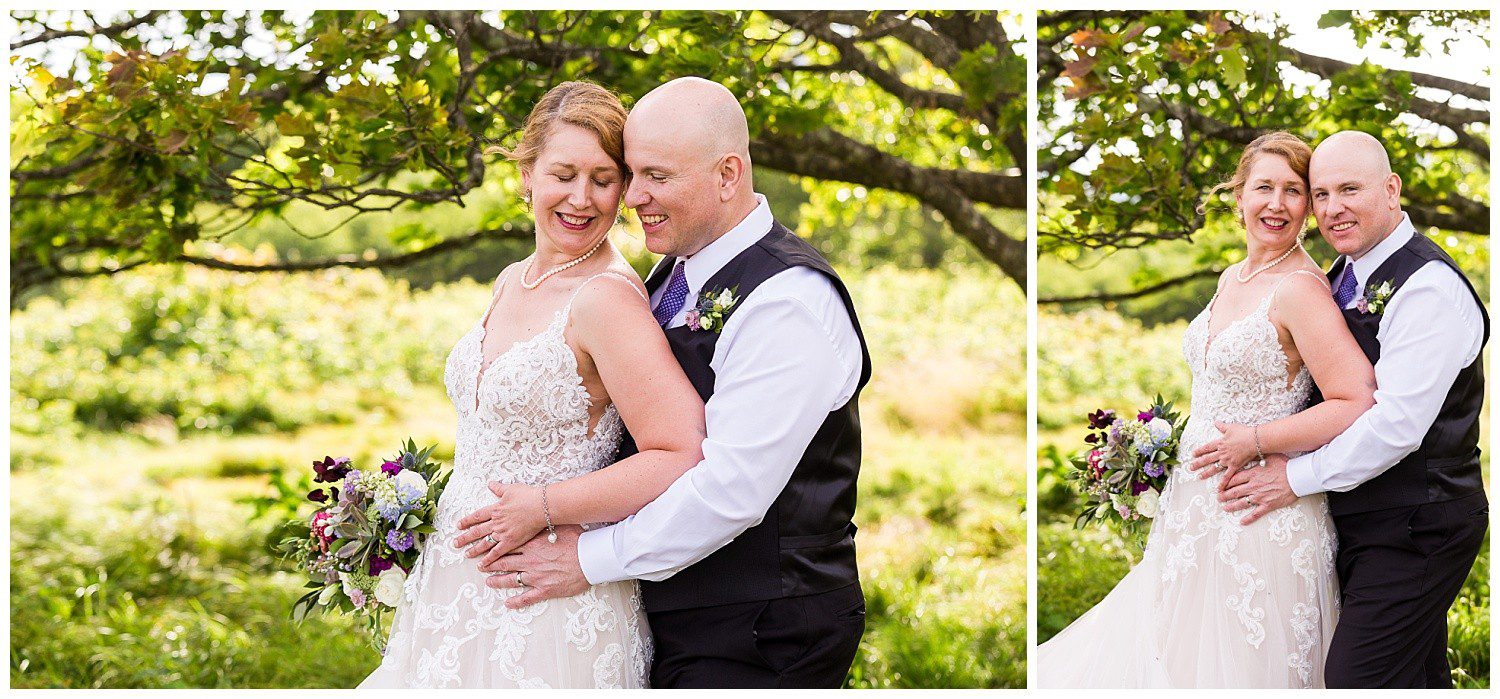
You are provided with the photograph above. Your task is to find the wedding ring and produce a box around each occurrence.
[484,533,499,545]
[515,571,527,588]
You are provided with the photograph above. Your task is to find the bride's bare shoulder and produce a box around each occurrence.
[1271,267,1338,315]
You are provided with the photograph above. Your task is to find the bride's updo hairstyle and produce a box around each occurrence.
[1198,131,1312,218]
[489,81,629,176]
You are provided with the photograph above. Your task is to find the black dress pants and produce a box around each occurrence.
[648,583,865,688]
[1325,492,1487,688]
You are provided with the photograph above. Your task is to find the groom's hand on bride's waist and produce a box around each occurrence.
[479,525,588,609]
[1218,454,1297,525]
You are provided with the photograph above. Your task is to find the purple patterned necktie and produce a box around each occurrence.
[652,261,689,326]
[1333,264,1358,308]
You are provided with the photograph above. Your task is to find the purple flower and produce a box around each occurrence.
[349,588,367,609]
[313,455,353,483]
[381,460,402,476]
[307,489,328,503]
[338,472,364,504]
[685,310,702,331]
[1131,480,1150,496]
[1145,461,1164,478]
[387,529,415,552]
[1087,409,1116,430]
[1137,410,1154,422]
[368,554,394,575]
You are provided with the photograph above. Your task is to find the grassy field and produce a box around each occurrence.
[1036,308,1490,688]
[10,261,1025,688]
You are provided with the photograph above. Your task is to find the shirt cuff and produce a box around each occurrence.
[577,525,630,585]
[1286,453,1322,497]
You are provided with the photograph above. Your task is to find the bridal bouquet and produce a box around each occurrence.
[275,438,450,646]
[1069,396,1184,532]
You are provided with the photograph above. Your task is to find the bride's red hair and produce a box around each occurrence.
[1199,131,1312,215]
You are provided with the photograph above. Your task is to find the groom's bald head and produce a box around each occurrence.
[630,77,751,167]
[1310,130,1404,259]
[623,77,758,256]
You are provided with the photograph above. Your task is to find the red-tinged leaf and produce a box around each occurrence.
[158,130,190,154]
[1064,75,1103,100]
[1062,54,1099,80]
[1070,28,1109,49]
[1122,23,1146,42]
[1208,12,1231,35]
[105,59,137,85]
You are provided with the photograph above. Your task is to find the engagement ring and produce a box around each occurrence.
[515,571,526,588]
[484,533,499,545]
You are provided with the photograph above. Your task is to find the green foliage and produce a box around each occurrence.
[10,265,478,444]
[1038,10,1488,301]
[11,10,1025,297]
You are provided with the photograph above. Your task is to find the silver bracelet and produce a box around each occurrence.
[541,483,558,544]
[1254,425,1266,468]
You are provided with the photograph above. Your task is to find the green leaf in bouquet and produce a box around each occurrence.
[402,513,422,528]
[336,540,361,558]
[291,589,320,622]
[414,524,437,534]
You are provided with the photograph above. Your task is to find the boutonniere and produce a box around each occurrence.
[1356,280,1394,315]
[685,285,739,333]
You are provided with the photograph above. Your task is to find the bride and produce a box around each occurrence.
[1037,132,1377,687]
[360,81,705,688]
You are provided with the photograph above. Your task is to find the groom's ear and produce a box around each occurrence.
[1384,172,1402,209]
[715,153,747,202]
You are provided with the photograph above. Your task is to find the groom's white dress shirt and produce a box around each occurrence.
[578,194,863,583]
[1288,214,1485,496]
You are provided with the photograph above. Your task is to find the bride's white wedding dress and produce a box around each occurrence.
[361,271,650,688]
[1038,269,1340,688]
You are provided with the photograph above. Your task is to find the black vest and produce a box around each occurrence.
[1313,232,1489,516]
[619,220,872,612]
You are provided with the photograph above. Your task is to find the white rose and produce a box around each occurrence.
[1146,417,1172,442]
[1137,489,1161,518]
[374,567,407,607]
[393,469,427,492]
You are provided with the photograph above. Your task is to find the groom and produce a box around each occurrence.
[476,77,870,687]
[1219,130,1488,688]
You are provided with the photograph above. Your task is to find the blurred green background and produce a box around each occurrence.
[9,10,1026,689]
[1036,10,1489,688]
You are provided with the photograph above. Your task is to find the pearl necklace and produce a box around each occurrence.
[1236,242,1302,284]
[520,234,609,290]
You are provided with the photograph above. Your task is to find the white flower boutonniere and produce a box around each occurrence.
[684,285,739,333]
[1356,280,1394,315]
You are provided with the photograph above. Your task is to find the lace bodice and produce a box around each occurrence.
[364,270,652,689]
[1179,270,1318,442]
[436,273,636,528]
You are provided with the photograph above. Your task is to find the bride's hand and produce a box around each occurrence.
[1188,422,1259,481]
[453,482,546,560]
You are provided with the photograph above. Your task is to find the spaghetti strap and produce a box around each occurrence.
[1261,268,1330,313]
[566,271,650,307]
[1273,268,1331,295]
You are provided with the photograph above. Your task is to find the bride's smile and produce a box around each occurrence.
[1237,153,1308,256]
[522,122,625,263]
